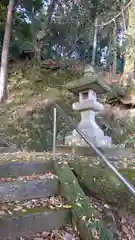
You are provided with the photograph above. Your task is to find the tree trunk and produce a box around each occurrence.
[112,21,117,75]
[47,0,57,24]
[121,0,127,32]
[29,7,41,62]
[91,17,98,65]
[33,40,41,61]
[0,0,15,103]
[121,0,135,85]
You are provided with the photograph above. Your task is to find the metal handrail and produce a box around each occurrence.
[53,104,135,197]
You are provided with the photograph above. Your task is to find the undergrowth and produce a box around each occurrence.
[0,60,82,150]
[1,60,135,149]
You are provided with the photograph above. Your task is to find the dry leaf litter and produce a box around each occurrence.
[0,172,56,182]
[16,225,80,240]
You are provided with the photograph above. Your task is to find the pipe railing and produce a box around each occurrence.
[52,104,135,197]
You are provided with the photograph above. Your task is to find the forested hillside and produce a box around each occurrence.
[0,0,135,150]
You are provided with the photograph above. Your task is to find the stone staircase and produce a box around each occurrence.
[0,152,112,240]
[0,155,69,239]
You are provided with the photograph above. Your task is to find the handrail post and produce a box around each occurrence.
[53,107,57,161]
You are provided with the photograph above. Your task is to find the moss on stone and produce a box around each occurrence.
[69,159,135,216]
[55,160,112,239]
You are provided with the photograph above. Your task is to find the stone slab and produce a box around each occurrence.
[0,146,18,153]
[0,209,70,239]
[0,161,53,178]
[0,177,58,202]
[56,145,129,158]
[64,74,111,95]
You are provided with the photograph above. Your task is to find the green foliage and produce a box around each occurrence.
[107,84,127,100]
[0,4,6,23]
[126,137,135,144]
[0,0,128,62]
[103,83,135,144]
[118,117,135,142]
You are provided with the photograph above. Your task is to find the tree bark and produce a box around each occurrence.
[121,0,127,32]
[112,21,117,75]
[91,17,98,65]
[30,0,57,61]
[121,0,135,85]
[47,0,57,24]
[0,0,15,103]
[29,6,41,62]
[34,44,41,61]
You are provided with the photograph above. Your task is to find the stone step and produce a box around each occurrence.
[0,146,18,153]
[0,160,53,178]
[0,208,70,239]
[0,175,58,202]
[56,144,129,158]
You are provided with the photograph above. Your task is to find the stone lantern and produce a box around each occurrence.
[56,67,128,157]
[64,68,112,148]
